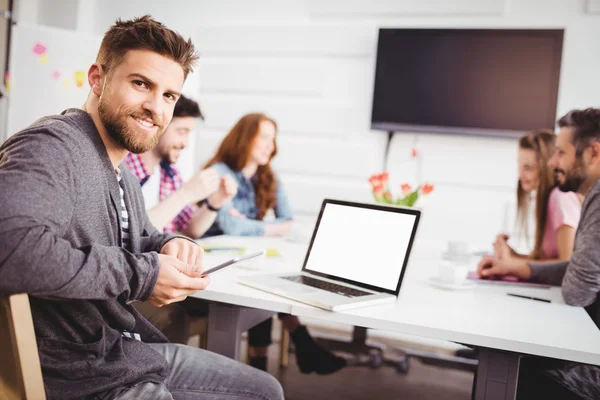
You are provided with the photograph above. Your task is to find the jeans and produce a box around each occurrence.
[111,343,284,400]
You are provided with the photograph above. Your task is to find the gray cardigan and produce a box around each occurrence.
[0,109,177,399]
[528,180,600,400]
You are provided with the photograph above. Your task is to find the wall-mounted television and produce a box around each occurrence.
[371,28,564,138]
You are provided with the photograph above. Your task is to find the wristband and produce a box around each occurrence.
[202,199,221,212]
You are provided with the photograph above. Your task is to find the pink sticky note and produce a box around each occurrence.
[52,70,61,80]
[32,42,47,55]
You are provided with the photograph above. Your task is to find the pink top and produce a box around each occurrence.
[540,187,582,259]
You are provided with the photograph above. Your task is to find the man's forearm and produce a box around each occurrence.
[182,204,217,239]
[148,190,194,230]
[0,226,158,301]
[528,261,569,286]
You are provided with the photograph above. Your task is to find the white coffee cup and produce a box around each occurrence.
[443,240,470,263]
[437,260,468,284]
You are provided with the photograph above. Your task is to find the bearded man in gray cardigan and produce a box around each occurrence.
[0,15,283,400]
[478,108,600,400]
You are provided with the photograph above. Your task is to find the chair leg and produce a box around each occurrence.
[246,337,252,364]
[280,328,290,367]
[187,317,208,349]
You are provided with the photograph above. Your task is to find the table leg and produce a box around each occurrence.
[206,302,275,361]
[473,348,521,400]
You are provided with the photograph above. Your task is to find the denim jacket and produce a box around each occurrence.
[204,162,293,236]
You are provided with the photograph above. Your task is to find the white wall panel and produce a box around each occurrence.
[281,174,374,214]
[416,184,514,248]
[199,60,325,97]
[307,0,507,17]
[198,95,370,137]
[587,0,600,14]
[274,135,386,178]
[418,134,518,189]
[385,133,420,187]
[195,25,377,57]
[194,130,386,179]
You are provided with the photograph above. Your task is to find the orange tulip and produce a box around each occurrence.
[384,191,392,200]
[401,183,412,195]
[411,148,418,159]
[373,185,385,196]
[368,175,380,188]
[421,183,434,195]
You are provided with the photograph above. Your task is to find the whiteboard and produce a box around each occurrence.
[7,23,199,178]
[7,24,101,137]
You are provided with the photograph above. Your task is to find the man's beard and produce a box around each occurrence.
[556,160,587,193]
[98,96,164,154]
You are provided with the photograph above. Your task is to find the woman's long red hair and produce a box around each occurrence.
[204,113,278,220]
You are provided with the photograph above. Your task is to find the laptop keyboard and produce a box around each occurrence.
[281,275,371,298]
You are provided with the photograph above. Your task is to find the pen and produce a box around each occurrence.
[507,293,551,303]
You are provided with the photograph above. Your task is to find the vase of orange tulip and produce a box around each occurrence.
[368,172,434,207]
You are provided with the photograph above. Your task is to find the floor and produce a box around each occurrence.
[235,322,475,400]
[272,352,474,400]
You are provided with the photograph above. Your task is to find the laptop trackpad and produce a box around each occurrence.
[278,278,318,294]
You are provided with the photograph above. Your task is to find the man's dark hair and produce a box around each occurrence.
[97,15,199,79]
[558,108,600,155]
[173,95,204,120]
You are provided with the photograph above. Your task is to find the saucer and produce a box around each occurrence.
[428,276,476,291]
[441,252,472,263]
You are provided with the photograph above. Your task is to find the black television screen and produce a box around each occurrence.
[371,28,564,137]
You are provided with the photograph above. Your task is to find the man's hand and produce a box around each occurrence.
[476,255,532,280]
[181,167,220,204]
[207,175,238,209]
[161,238,204,276]
[149,254,210,307]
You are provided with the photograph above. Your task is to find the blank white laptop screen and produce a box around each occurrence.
[304,203,417,291]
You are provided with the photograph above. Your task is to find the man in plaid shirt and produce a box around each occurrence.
[126,95,236,237]
[125,95,236,344]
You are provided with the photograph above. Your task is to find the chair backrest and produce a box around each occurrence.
[0,294,46,400]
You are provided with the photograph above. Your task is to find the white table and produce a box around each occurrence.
[194,235,600,400]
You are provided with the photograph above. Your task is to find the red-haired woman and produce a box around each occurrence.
[204,113,346,375]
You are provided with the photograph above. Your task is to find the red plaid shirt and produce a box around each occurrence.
[125,153,198,233]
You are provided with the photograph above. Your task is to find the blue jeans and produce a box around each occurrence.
[112,343,284,400]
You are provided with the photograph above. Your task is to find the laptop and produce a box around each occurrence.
[237,199,421,311]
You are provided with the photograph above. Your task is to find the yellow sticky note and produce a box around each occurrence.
[39,54,48,64]
[265,248,281,257]
[62,79,71,88]
[74,70,86,88]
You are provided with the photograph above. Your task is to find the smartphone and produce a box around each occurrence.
[200,251,265,277]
